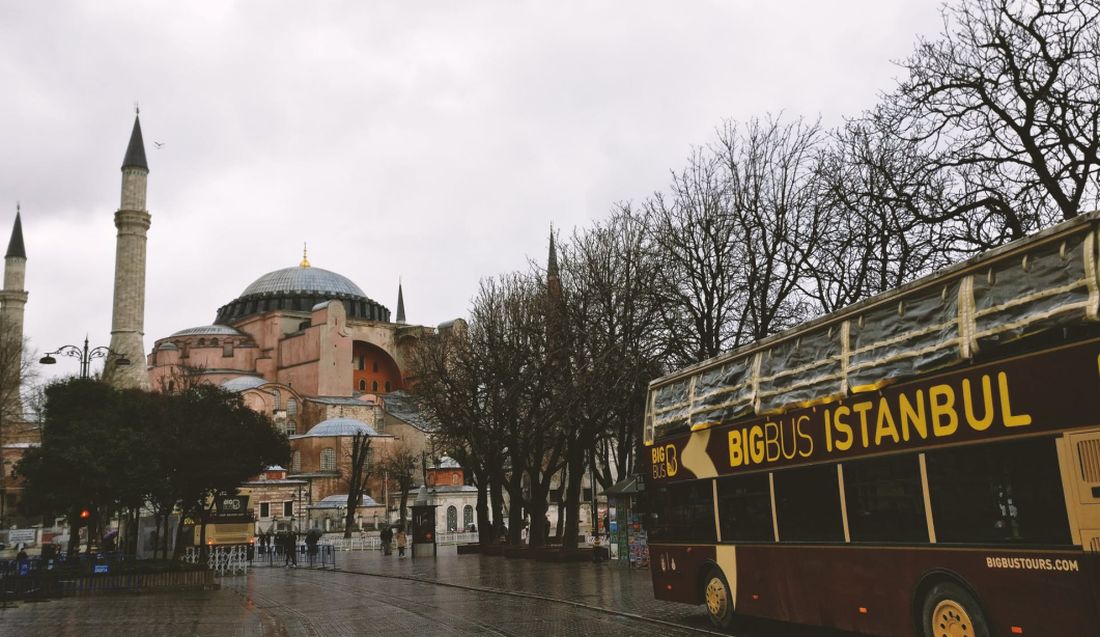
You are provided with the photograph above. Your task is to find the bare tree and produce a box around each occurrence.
[378,441,418,530]
[0,314,35,527]
[883,0,1100,249]
[718,115,823,340]
[342,432,372,538]
[647,148,745,366]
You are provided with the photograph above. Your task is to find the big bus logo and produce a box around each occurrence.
[651,444,679,479]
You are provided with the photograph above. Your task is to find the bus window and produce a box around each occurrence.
[843,455,928,543]
[647,480,716,543]
[716,472,773,542]
[926,437,1071,546]
[774,464,844,542]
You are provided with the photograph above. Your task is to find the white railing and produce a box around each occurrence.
[182,545,250,576]
[325,532,479,551]
[435,531,478,546]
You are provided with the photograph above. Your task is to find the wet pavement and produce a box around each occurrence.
[0,551,853,636]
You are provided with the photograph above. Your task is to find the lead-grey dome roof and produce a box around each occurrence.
[215,264,390,325]
[171,324,245,337]
[298,417,380,438]
[241,266,366,298]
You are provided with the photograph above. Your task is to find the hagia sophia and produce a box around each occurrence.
[1,114,477,536]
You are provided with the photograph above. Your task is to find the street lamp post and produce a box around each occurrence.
[40,336,130,379]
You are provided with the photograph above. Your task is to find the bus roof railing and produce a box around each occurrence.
[646,210,1100,445]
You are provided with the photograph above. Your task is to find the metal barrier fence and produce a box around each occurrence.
[1,553,212,604]
[326,532,478,551]
[182,545,251,576]
[252,543,336,569]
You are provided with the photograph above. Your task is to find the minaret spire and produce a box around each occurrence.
[6,204,25,259]
[104,113,151,389]
[300,242,311,268]
[396,279,406,324]
[1,204,29,415]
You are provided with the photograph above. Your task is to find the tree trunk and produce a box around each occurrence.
[473,467,492,546]
[506,470,525,545]
[562,448,585,549]
[489,464,506,541]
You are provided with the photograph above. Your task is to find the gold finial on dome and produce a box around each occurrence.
[300,242,311,268]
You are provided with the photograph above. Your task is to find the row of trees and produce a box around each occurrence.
[16,379,289,558]
[411,0,1100,550]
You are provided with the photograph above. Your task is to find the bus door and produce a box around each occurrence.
[1062,430,1100,551]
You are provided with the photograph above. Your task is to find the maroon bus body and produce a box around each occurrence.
[649,542,1100,635]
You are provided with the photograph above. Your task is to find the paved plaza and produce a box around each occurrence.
[0,551,851,636]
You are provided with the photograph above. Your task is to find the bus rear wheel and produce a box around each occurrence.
[921,582,989,637]
[703,566,734,629]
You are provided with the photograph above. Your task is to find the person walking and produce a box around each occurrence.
[284,530,298,568]
[395,528,407,558]
[380,525,393,556]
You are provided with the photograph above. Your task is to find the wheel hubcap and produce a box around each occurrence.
[705,577,728,619]
[933,599,974,637]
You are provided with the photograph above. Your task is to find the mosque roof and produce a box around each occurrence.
[215,262,390,325]
[298,417,380,438]
[241,266,366,298]
[171,324,245,337]
[433,456,460,469]
[310,494,381,509]
[221,376,267,392]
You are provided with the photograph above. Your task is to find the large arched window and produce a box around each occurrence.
[272,389,282,410]
[321,447,336,470]
[287,398,297,417]
[286,420,296,436]
[463,505,474,529]
[447,506,458,532]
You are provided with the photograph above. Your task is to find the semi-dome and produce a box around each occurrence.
[221,376,267,392]
[300,417,380,438]
[171,324,245,337]
[215,263,390,325]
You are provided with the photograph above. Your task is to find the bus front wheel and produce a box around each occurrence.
[702,566,734,629]
[920,582,989,637]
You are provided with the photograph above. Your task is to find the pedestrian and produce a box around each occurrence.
[395,528,407,558]
[284,530,298,568]
[380,525,393,556]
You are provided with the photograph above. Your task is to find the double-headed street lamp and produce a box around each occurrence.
[40,336,130,379]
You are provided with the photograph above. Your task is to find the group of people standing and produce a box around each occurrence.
[379,526,407,558]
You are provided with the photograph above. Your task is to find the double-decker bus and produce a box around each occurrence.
[644,212,1100,636]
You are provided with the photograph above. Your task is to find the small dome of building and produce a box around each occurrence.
[171,324,245,338]
[302,417,379,437]
[215,263,390,325]
[221,376,267,392]
[311,494,380,508]
[434,456,460,469]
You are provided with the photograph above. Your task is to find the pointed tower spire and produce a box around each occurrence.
[547,224,559,278]
[104,112,152,390]
[300,242,311,268]
[6,204,25,259]
[1,204,29,415]
[396,279,406,324]
[121,114,148,171]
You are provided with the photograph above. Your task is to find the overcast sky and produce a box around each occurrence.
[0,1,943,381]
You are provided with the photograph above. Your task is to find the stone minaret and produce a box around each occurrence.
[0,207,28,414]
[103,115,151,389]
[1,207,28,343]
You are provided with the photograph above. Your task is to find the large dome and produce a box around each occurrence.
[240,266,366,298]
[215,264,390,325]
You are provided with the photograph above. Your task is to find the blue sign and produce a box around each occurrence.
[94,564,109,574]
[18,562,29,576]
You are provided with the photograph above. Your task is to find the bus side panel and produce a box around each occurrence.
[649,544,716,605]
[731,545,1100,637]
[734,545,915,636]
